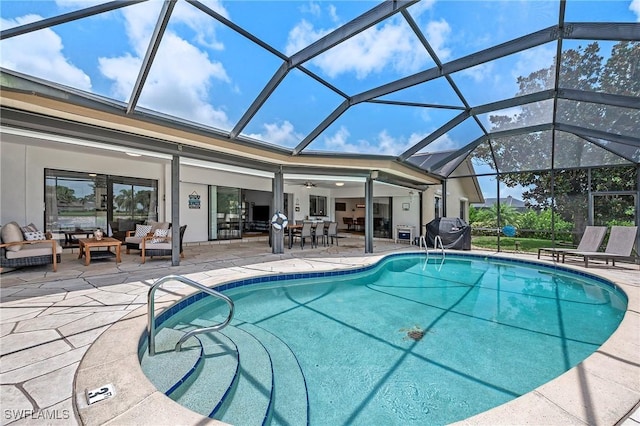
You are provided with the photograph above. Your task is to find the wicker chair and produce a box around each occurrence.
[140,225,186,264]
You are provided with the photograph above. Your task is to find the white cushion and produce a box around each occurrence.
[145,242,172,250]
[125,236,144,244]
[24,231,46,241]
[150,228,169,244]
[5,241,62,259]
[134,224,152,237]
[1,222,24,252]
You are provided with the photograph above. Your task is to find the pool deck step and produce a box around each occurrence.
[170,330,239,417]
[214,325,273,425]
[139,328,203,395]
[237,322,309,426]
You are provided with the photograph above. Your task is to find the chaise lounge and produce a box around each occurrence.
[538,226,607,261]
[562,225,638,268]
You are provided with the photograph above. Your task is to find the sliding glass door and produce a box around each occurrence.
[209,185,242,240]
[45,169,158,235]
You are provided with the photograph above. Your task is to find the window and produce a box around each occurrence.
[460,199,468,221]
[45,169,158,235]
[435,196,442,218]
[309,195,327,216]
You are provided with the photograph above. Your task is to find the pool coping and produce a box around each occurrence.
[73,251,640,425]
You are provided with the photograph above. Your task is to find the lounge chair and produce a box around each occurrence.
[537,226,607,261]
[562,226,638,268]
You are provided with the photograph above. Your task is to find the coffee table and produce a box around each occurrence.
[77,237,122,266]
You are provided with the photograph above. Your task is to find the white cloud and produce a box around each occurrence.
[285,13,446,79]
[172,0,228,50]
[300,2,322,17]
[459,62,494,83]
[425,19,452,61]
[422,134,457,152]
[512,45,555,87]
[98,2,232,129]
[327,5,339,23]
[0,15,92,90]
[323,127,417,155]
[629,0,640,21]
[285,20,330,56]
[407,0,437,18]
[247,121,303,148]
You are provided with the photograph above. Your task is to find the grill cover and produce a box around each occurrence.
[425,217,471,250]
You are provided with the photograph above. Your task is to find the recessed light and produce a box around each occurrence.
[335,182,344,186]
[126,152,142,157]
[88,173,97,177]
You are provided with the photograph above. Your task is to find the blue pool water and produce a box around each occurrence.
[146,254,626,425]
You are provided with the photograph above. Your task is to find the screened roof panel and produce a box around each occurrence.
[564,0,638,22]
[417,117,485,153]
[557,99,640,140]
[137,7,283,131]
[0,1,162,101]
[222,0,377,52]
[490,131,553,173]
[480,99,554,133]
[411,0,559,62]
[305,14,436,95]
[449,42,557,107]
[553,131,632,169]
[241,68,345,149]
[469,141,498,175]
[586,139,640,164]
[375,76,465,109]
[306,102,460,155]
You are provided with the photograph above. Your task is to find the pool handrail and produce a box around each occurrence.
[420,234,445,261]
[147,274,234,356]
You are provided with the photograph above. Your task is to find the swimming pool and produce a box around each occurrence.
[141,253,626,425]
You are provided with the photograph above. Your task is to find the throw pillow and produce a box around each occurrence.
[1,221,24,252]
[150,228,169,244]
[21,223,39,233]
[24,231,46,241]
[134,224,152,237]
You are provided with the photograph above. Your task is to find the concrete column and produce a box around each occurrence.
[272,169,284,254]
[171,154,180,266]
[365,176,374,253]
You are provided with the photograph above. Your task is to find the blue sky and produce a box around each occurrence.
[1,0,639,198]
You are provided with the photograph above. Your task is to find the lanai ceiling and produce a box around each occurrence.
[1,0,639,182]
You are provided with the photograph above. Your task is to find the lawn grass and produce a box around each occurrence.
[471,236,574,253]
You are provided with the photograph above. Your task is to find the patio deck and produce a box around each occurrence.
[1,237,638,425]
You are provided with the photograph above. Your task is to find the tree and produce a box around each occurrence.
[55,185,77,205]
[114,189,134,213]
[474,41,639,243]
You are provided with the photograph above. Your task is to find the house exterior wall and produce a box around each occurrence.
[421,178,472,231]
[1,139,477,244]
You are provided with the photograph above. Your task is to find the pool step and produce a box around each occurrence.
[213,325,273,425]
[170,330,239,417]
[139,328,203,395]
[148,319,309,425]
[236,322,309,426]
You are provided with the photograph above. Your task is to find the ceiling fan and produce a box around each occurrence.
[302,181,316,188]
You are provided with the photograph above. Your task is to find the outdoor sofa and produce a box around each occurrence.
[0,222,62,272]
